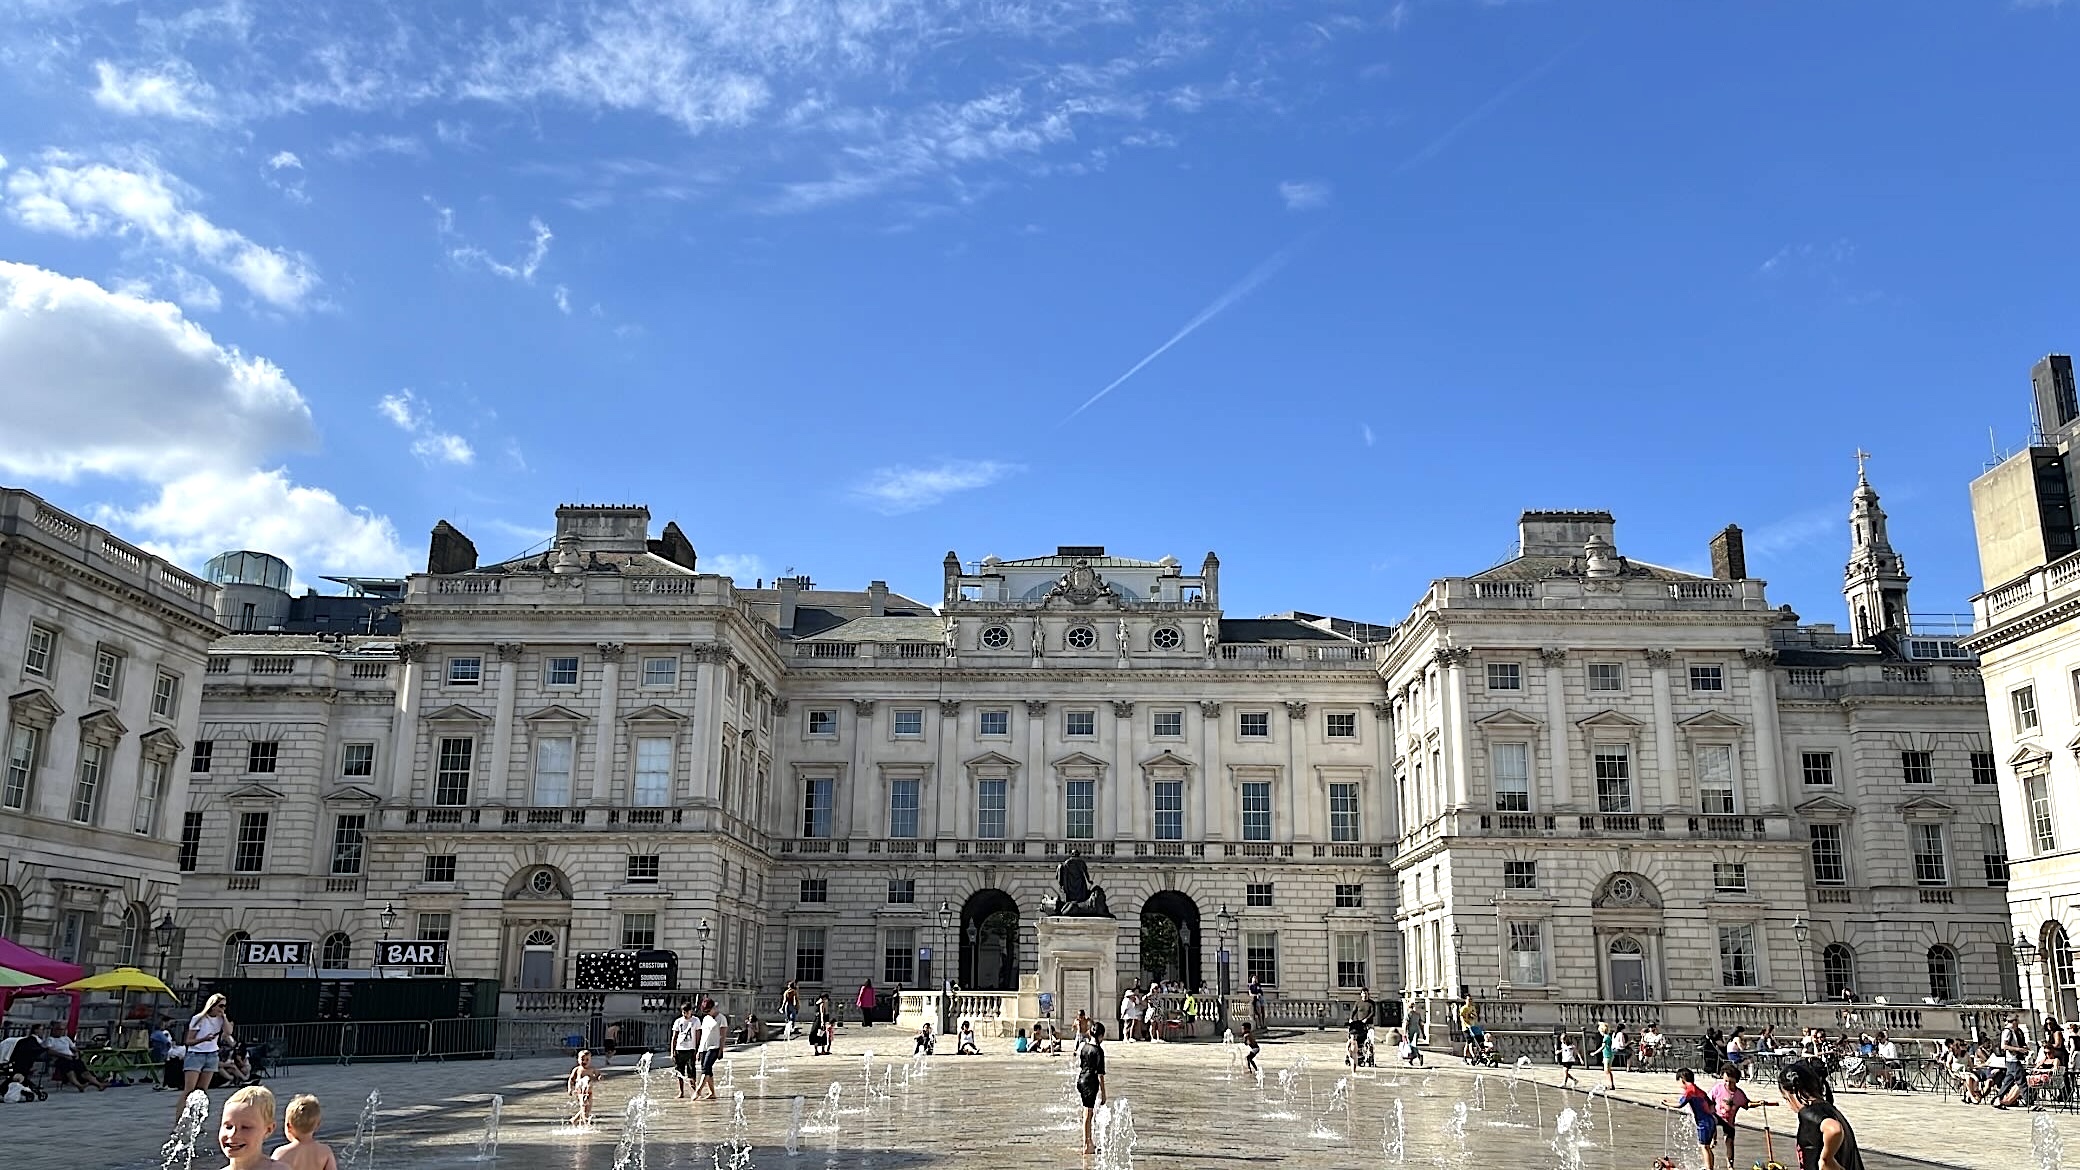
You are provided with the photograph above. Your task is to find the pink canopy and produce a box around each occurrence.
[0,937,84,1031]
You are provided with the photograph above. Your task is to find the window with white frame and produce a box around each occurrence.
[887,878,915,904]
[1492,743,1530,812]
[1334,883,1364,908]
[23,623,55,677]
[1152,710,1183,738]
[545,656,580,687]
[892,708,923,738]
[341,742,375,778]
[247,740,279,773]
[1901,750,1934,785]
[1696,744,1736,814]
[1912,823,1949,885]
[4,724,37,810]
[446,656,481,686]
[413,913,450,973]
[1065,780,1095,840]
[71,741,105,823]
[1154,780,1184,840]
[1245,931,1279,986]
[532,736,573,806]
[794,927,826,983]
[1801,751,1835,786]
[1508,922,1546,986]
[1064,710,1095,737]
[1237,711,1270,739]
[626,854,660,884]
[1241,781,1273,841]
[884,926,916,985]
[152,671,180,719]
[1587,662,1624,692]
[423,854,457,883]
[1593,745,1632,813]
[1246,882,1274,907]
[632,737,672,805]
[621,912,657,950]
[233,811,269,872]
[641,656,678,688]
[1713,863,1748,893]
[888,778,920,838]
[1689,664,1724,691]
[134,757,166,835]
[798,878,827,903]
[1809,823,1847,885]
[1503,860,1537,890]
[1486,662,1520,691]
[1927,944,1960,1001]
[807,709,837,737]
[2029,776,2058,853]
[1718,923,1758,987]
[2014,685,2041,734]
[91,646,123,700]
[976,777,1008,839]
[978,708,1009,737]
[1334,933,1369,988]
[1325,712,1358,739]
[1984,823,2010,886]
[802,777,835,839]
[1322,781,1359,842]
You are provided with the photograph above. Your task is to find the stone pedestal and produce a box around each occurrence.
[1036,915,1120,1033]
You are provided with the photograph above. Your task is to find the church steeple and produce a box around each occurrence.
[1844,451,1911,643]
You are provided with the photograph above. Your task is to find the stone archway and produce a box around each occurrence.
[959,889,1019,991]
[1139,890,1202,990]
[1591,871,1665,1001]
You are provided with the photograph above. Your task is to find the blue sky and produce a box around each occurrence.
[3,1,2076,627]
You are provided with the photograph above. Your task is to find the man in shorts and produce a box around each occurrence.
[692,998,728,1102]
[670,1002,700,1099]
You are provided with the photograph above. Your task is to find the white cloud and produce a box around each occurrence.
[91,59,215,121]
[375,389,475,466]
[1279,179,1332,211]
[261,150,308,203]
[1361,422,1375,447]
[0,260,405,578]
[443,212,553,283]
[553,284,571,314]
[267,151,302,171]
[1745,508,1840,561]
[327,132,426,161]
[2,154,320,308]
[850,460,1019,514]
[705,553,766,581]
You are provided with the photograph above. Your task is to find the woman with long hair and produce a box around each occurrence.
[178,993,233,1118]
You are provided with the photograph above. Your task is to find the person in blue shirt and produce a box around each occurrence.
[1660,1068,1721,1170]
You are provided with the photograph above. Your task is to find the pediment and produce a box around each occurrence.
[1576,709,1645,729]
[424,703,493,723]
[7,687,62,721]
[522,704,590,723]
[138,726,184,754]
[1474,708,1543,732]
[1051,751,1110,771]
[1140,750,1195,771]
[1677,710,1745,733]
[2068,731,2080,754]
[964,750,1023,771]
[78,707,127,737]
[1900,796,1957,818]
[623,704,688,723]
[1795,794,1857,817]
[324,785,382,805]
[226,783,286,803]
[2011,743,2052,773]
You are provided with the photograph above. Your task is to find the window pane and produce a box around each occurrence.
[1245,931,1278,986]
[546,656,580,686]
[802,777,834,838]
[977,778,1007,839]
[1065,711,1094,737]
[1508,922,1545,986]
[1718,924,1757,988]
[1335,933,1369,988]
[1809,824,1846,885]
[1492,743,1529,812]
[1593,746,1631,813]
[134,758,165,834]
[1329,782,1360,842]
[884,927,916,985]
[234,812,270,873]
[633,737,672,805]
[893,709,923,737]
[71,741,104,823]
[1901,751,1934,784]
[889,779,920,838]
[1065,779,1094,840]
[532,737,573,806]
[1801,752,1834,786]
[1241,781,1272,841]
[1326,712,1357,739]
[642,657,678,687]
[4,725,37,810]
[1238,712,1269,738]
[447,657,480,685]
[1504,861,1537,889]
[1153,780,1184,840]
[1153,711,1183,737]
[1486,663,1520,691]
[179,812,204,872]
[979,709,1009,736]
[1696,744,1735,814]
[331,815,366,875]
[1913,823,1948,885]
[794,928,826,984]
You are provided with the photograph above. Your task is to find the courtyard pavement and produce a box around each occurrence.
[31,1026,2058,1170]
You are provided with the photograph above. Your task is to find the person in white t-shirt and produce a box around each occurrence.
[692,998,729,1102]
[180,994,233,1117]
[1119,990,1140,1042]
[670,1002,701,1099]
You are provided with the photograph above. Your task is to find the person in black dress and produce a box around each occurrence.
[1779,1061,1865,1170]
[1078,1023,1108,1155]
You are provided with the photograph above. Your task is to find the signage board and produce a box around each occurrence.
[377,940,449,968]
[241,940,311,966]
[917,946,933,961]
[633,949,678,991]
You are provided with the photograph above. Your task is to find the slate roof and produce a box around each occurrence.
[735,587,937,640]
[472,550,697,575]
[795,615,946,642]
[1468,554,1707,584]
[210,633,399,655]
[1219,618,1354,643]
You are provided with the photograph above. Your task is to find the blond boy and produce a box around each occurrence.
[274,1095,337,1170]
[219,1085,277,1170]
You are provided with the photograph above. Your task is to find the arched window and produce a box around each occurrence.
[1821,943,1856,1000]
[220,930,249,978]
[1927,945,1959,1002]
[117,904,146,967]
[320,931,353,970]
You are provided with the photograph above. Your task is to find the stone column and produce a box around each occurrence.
[1113,701,1135,841]
[1026,701,1050,839]
[391,642,426,803]
[939,699,965,837]
[1437,649,1472,810]
[596,644,624,802]
[491,643,523,803]
[1373,701,1396,840]
[1199,701,1222,840]
[1285,701,1310,838]
[1540,649,1571,808]
[1645,649,1676,812]
[1743,649,1784,811]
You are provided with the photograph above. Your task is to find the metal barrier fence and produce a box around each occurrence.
[244,1017,504,1064]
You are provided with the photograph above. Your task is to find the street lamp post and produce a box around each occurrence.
[2016,931,2042,1023]
[936,901,954,1033]
[1215,904,1235,1031]
[377,902,397,977]
[153,914,179,984]
[1450,923,1466,1000]
[696,918,712,1003]
[1792,916,1810,1004]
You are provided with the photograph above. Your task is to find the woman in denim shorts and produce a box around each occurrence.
[178,994,233,1112]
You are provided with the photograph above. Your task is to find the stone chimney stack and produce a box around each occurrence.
[867,580,889,617]
[778,576,802,631]
[1709,525,1747,581]
[648,521,698,571]
[427,521,477,574]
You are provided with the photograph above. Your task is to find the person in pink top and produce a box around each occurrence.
[1708,1062,1775,1169]
[856,980,878,1027]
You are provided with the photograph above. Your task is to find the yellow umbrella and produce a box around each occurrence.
[60,967,173,994]
[0,964,51,988]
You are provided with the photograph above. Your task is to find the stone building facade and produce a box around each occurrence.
[0,488,219,974]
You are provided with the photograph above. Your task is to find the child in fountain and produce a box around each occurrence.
[1557,1035,1581,1086]
[273,1094,337,1170]
[565,1050,596,1124]
[218,1085,276,1170]
[1076,1023,1108,1156]
[1708,1063,1774,1170]
[957,1020,981,1055]
[1659,1068,1720,1170]
[1240,1023,1260,1075]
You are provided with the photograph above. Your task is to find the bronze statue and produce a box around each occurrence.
[1047,850,1111,917]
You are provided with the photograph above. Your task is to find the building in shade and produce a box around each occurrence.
[0,487,219,975]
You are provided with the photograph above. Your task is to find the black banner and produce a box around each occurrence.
[378,940,449,968]
[634,949,678,991]
[241,940,311,966]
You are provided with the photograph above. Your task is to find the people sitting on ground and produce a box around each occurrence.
[913,1022,936,1057]
[738,1012,765,1046]
[1015,1028,1030,1054]
[1034,1020,1063,1055]
[42,1027,104,1092]
[957,1021,981,1056]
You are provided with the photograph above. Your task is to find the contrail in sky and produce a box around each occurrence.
[1396,37,1589,173]
[1061,239,1307,424]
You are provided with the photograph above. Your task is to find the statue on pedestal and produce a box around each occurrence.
[1043,850,1112,917]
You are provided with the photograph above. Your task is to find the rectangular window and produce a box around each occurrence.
[91,646,123,699]
[1334,883,1364,908]
[1509,922,1546,986]
[1335,933,1369,989]
[191,740,213,774]
[1237,711,1270,739]
[1064,710,1096,737]
[134,757,166,834]
[1713,863,1748,893]
[1801,751,1834,787]
[330,815,366,875]
[247,740,279,774]
[1486,662,1521,691]
[802,777,834,839]
[70,741,105,823]
[632,737,671,806]
[807,709,837,736]
[446,656,481,686]
[888,778,920,839]
[1971,751,1998,785]
[2030,776,2058,853]
[978,708,1009,737]
[4,724,36,810]
[1594,745,1632,813]
[887,878,915,904]
[1504,860,1538,890]
[233,811,269,873]
[1329,782,1361,842]
[883,926,916,986]
[799,878,828,904]
[1718,924,1758,988]
[1492,743,1530,812]
[23,623,55,677]
[977,778,1008,839]
[1689,664,1724,692]
[1984,823,2011,887]
[1696,743,1736,814]
[2014,685,2041,733]
[423,854,457,883]
[532,736,573,806]
[179,811,204,872]
[1151,710,1183,738]
[545,656,580,686]
[621,913,657,950]
[1246,882,1274,908]
[1587,662,1624,692]
[1241,781,1273,841]
[1154,779,1184,841]
[1912,823,1949,886]
[641,656,678,687]
[340,742,375,778]
[1325,712,1358,739]
[1901,750,1934,785]
[434,737,473,805]
[892,708,923,738]
[794,927,827,984]
[1245,931,1279,986]
[414,913,451,974]
[1809,823,1847,885]
[626,854,660,884]
[153,671,180,718]
[1065,779,1095,840]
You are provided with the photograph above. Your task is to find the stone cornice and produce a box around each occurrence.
[1961,594,2080,655]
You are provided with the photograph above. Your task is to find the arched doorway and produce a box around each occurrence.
[2044,921,2078,1021]
[1139,891,1202,990]
[519,929,559,990]
[1607,937,1647,1001]
[506,865,572,990]
[1591,871,1663,1000]
[959,890,1019,991]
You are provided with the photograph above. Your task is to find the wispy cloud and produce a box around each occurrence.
[1279,179,1332,211]
[441,212,553,283]
[376,389,474,466]
[262,150,307,203]
[851,460,1019,514]
[328,132,426,162]
[1745,508,1839,561]
[1362,423,1376,447]
[1397,39,1586,173]
[706,552,766,581]
[1758,238,1854,277]
[1064,239,1309,423]
[91,60,215,121]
